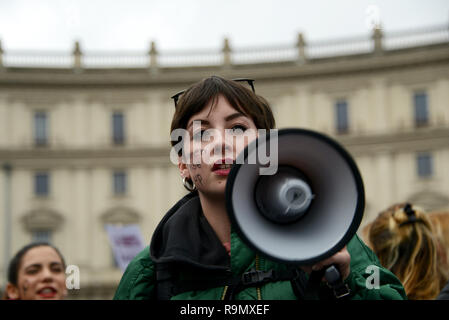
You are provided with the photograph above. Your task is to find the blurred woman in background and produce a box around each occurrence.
[3,242,67,300]
[367,203,443,299]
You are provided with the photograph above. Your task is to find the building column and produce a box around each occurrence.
[2,164,12,282]
[296,87,312,129]
[371,78,388,133]
[376,151,395,210]
[70,167,92,272]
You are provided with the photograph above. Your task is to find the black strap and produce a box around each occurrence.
[156,264,307,300]
[304,268,326,300]
[156,264,349,300]
[156,267,233,300]
[223,267,306,300]
[304,265,351,300]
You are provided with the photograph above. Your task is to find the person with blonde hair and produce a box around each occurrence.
[428,210,449,288]
[368,203,441,299]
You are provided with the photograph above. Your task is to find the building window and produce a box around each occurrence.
[32,230,52,243]
[414,92,429,127]
[34,111,48,146]
[416,152,433,178]
[113,171,127,195]
[112,112,125,145]
[35,172,50,196]
[335,100,349,134]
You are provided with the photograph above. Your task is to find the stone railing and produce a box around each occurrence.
[0,24,447,69]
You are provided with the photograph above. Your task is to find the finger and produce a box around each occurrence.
[299,265,313,275]
[311,247,350,277]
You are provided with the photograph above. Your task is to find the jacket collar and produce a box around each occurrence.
[150,192,231,271]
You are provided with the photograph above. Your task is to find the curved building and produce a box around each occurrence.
[0,25,448,298]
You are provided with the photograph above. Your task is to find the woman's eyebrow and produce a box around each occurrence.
[186,112,247,130]
[187,119,210,130]
[225,112,247,122]
[25,261,63,269]
[24,263,42,270]
[50,262,64,268]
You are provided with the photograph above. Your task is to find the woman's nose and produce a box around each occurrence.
[41,268,55,282]
[202,129,233,163]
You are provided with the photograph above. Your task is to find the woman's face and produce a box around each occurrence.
[180,95,258,197]
[7,246,67,300]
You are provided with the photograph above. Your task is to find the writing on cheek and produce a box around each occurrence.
[193,174,203,186]
[22,280,29,295]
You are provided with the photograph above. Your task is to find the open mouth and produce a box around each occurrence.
[212,159,234,175]
[37,287,58,298]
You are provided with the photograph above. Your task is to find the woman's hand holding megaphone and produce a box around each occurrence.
[301,246,351,281]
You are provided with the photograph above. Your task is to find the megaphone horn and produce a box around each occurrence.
[225,128,365,266]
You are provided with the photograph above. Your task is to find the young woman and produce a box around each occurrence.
[114,76,406,300]
[3,242,67,300]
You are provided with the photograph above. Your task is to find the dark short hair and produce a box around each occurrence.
[170,76,275,147]
[7,242,66,285]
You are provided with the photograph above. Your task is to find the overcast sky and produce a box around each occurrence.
[0,0,447,52]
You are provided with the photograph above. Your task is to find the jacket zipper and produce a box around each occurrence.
[221,255,263,300]
[255,254,262,300]
[221,285,229,300]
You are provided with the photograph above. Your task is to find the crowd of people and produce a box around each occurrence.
[2,76,448,300]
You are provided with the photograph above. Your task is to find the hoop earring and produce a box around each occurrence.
[183,177,196,192]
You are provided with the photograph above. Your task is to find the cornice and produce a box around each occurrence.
[0,44,448,88]
[1,127,448,168]
[0,146,173,169]
[336,127,449,156]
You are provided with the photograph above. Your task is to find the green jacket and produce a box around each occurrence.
[114,193,406,300]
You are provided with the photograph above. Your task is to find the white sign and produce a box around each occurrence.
[105,224,145,272]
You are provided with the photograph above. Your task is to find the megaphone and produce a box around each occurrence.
[225,128,365,266]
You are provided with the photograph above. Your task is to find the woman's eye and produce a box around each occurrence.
[230,125,247,133]
[193,129,211,140]
[26,268,39,275]
[201,130,210,138]
[192,130,204,140]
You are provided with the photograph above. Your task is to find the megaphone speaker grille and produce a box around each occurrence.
[255,166,314,224]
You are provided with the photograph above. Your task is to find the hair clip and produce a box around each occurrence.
[399,203,424,227]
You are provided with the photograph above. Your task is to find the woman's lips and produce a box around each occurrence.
[37,287,57,299]
[212,159,233,176]
[213,167,231,176]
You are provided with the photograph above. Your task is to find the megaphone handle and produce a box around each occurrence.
[324,264,341,284]
[324,264,350,299]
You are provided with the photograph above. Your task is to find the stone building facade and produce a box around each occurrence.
[0,25,448,299]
